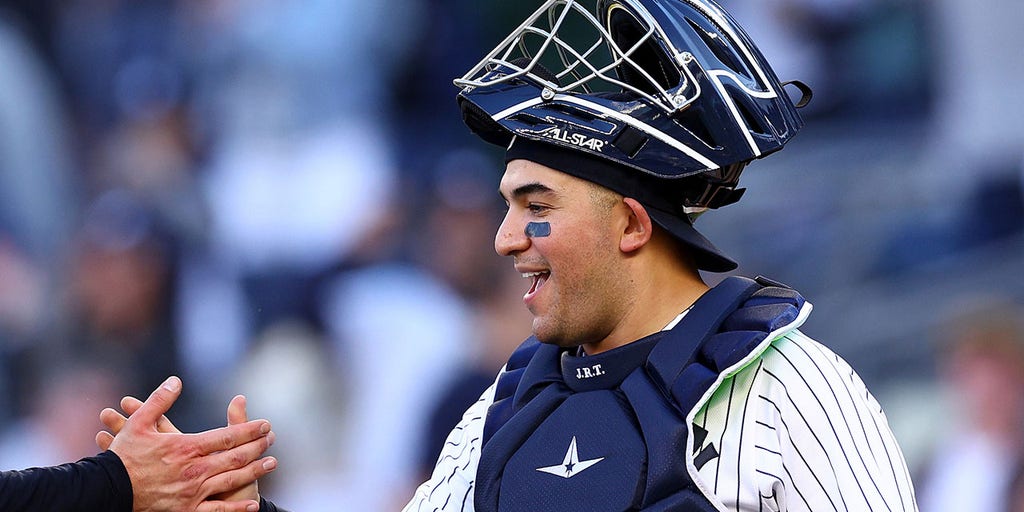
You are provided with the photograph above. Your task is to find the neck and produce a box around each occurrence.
[582,247,709,354]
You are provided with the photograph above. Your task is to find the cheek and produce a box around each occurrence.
[542,224,618,283]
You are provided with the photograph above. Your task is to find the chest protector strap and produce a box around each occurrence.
[475,276,805,511]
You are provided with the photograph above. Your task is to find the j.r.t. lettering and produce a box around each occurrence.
[575,364,605,379]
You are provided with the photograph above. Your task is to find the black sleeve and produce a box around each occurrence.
[259,496,290,512]
[0,450,133,511]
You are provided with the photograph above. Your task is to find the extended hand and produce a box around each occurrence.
[99,393,268,506]
[95,376,277,512]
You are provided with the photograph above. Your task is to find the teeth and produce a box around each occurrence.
[523,270,549,296]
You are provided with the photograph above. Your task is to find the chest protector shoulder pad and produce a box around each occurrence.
[474,276,804,511]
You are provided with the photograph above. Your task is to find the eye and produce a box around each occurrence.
[527,203,549,214]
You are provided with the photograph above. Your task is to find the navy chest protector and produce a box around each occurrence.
[474,276,805,512]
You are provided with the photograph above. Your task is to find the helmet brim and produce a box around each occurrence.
[644,205,737,272]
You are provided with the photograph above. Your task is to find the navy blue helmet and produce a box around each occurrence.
[456,0,809,216]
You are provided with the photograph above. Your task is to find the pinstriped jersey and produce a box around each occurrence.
[692,329,918,511]
[403,305,918,512]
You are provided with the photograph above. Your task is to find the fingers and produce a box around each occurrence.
[120,395,143,415]
[191,419,272,456]
[100,407,128,434]
[96,430,114,451]
[122,395,179,433]
[209,395,263,504]
[97,394,179,453]
[202,428,276,476]
[201,455,278,500]
[226,395,247,426]
[130,376,183,427]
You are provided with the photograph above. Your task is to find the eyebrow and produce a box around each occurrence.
[500,182,556,201]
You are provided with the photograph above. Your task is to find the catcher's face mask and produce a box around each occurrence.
[455,0,811,183]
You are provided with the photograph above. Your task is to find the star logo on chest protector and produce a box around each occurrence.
[536,436,605,478]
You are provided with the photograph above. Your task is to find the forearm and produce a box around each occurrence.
[0,450,133,511]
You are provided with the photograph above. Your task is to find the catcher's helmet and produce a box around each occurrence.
[455,0,810,271]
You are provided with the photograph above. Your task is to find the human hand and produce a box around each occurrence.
[96,376,276,512]
[214,395,263,503]
[98,393,266,505]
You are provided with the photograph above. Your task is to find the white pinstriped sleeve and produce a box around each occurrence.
[402,374,498,512]
[695,331,919,512]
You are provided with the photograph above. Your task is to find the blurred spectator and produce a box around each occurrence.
[175,0,413,371]
[0,3,80,445]
[200,122,397,285]
[916,298,1024,512]
[0,237,48,425]
[0,13,79,421]
[90,108,209,246]
[0,359,124,469]
[388,0,494,184]
[0,10,79,264]
[175,0,419,138]
[416,148,506,302]
[53,190,192,423]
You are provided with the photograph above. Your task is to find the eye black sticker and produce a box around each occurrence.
[525,222,551,237]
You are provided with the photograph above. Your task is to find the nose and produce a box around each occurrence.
[494,211,529,256]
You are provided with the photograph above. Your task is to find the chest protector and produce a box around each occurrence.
[474,276,805,512]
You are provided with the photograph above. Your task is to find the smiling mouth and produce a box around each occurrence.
[522,271,550,298]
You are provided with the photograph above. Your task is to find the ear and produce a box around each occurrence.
[620,198,654,253]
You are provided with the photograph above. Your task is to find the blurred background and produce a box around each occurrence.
[0,0,1020,510]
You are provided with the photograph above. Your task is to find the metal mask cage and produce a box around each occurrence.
[454,0,701,113]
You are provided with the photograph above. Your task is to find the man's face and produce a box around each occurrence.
[496,159,627,347]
